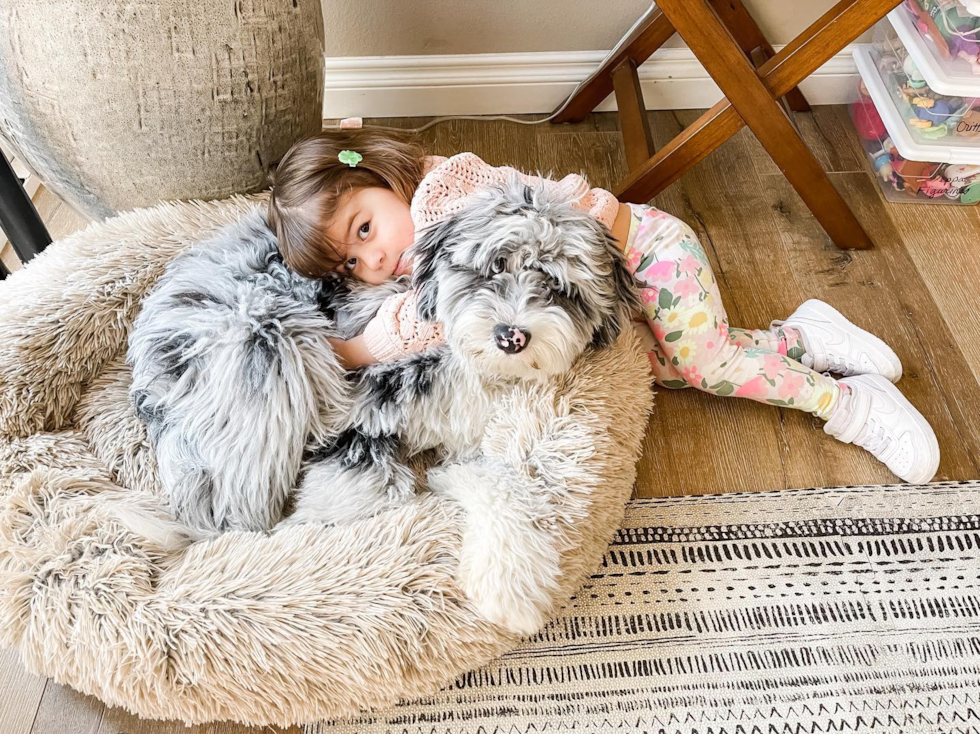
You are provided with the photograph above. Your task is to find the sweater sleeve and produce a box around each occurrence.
[410,152,619,233]
[363,289,446,362]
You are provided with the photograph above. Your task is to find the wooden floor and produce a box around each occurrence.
[3,106,979,733]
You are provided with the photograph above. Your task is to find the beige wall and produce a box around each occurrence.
[320,0,842,57]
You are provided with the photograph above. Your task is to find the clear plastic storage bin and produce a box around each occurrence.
[871,15,980,145]
[852,45,980,204]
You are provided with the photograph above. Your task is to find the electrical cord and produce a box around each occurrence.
[322,4,658,135]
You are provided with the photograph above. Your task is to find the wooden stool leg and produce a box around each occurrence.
[612,58,656,170]
[648,0,874,249]
[707,0,810,112]
[750,47,798,121]
[615,0,901,205]
[552,7,675,124]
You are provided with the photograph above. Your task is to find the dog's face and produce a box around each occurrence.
[412,178,641,381]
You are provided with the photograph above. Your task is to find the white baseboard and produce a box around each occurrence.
[323,45,864,120]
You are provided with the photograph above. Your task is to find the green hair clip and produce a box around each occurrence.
[338,149,362,167]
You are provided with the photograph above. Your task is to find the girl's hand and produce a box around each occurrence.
[610,202,631,254]
[328,335,379,370]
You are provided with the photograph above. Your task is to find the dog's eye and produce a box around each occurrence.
[491,258,507,275]
[548,274,562,290]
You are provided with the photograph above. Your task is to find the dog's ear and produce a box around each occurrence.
[591,238,642,349]
[412,215,458,322]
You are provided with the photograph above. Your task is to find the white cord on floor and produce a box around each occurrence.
[322,4,658,135]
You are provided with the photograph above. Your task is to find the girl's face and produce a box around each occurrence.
[325,187,415,284]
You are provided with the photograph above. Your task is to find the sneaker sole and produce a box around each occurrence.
[795,299,903,383]
[856,374,940,485]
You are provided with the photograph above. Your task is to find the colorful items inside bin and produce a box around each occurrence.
[904,0,980,73]
[875,19,980,139]
[851,81,980,203]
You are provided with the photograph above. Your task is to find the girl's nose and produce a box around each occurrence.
[362,246,385,270]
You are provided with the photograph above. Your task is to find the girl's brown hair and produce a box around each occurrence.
[267,129,426,278]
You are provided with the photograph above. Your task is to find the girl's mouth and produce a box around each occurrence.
[394,253,411,277]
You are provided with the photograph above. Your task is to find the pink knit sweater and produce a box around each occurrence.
[363,153,619,361]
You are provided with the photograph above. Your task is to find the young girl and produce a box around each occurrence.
[267,128,940,485]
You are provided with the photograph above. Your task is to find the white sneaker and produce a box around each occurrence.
[825,374,940,484]
[775,299,903,382]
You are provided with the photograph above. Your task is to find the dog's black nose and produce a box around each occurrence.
[494,324,531,354]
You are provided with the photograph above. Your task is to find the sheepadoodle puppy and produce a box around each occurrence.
[288,178,640,631]
[291,178,639,524]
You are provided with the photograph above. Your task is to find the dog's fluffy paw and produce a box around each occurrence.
[456,549,554,636]
[429,462,562,636]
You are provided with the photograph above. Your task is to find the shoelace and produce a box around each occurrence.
[826,353,856,374]
[859,417,891,455]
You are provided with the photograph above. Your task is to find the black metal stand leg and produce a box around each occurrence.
[0,150,51,264]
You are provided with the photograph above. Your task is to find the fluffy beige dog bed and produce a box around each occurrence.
[0,194,652,726]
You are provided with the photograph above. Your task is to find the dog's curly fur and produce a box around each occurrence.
[127,178,639,632]
[289,178,640,525]
[287,179,640,630]
[126,212,353,534]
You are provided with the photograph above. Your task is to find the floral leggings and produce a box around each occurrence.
[625,204,841,420]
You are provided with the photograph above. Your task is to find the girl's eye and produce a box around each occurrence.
[358,222,370,239]
[345,257,357,271]
[491,257,506,275]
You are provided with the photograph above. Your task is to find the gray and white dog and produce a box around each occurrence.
[128,178,638,632]
[288,178,640,530]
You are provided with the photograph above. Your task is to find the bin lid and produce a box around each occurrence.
[888,7,980,98]
[854,45,980,164]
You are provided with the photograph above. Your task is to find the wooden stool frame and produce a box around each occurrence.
[553,0,903,250]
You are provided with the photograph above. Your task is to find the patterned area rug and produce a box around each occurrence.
[313,482,980,733]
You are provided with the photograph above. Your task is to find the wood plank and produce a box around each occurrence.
[837,173,980,478]
[754,162,980,481]
[1,239,21,273]
[614,102,743,203]
[894,202,980,384]
[710,105,979,484]
[0,649,46,734]
[534,117,789,497]
[663,113,891,492]
[367,116,541,171]
[2,184,89,271]
[30,681,104,734]
[536,109,933,495]
[821,109,980,476]
[635,111,794,496]
[537,111,622,135]
[30,186,90,242]
[535,130,628,192]
[747,104,866,178]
